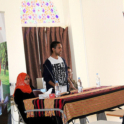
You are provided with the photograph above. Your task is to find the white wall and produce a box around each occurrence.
[62,0,89,88]
[0,13,6,43]
[82,0,124,86]
[0,0,27,85]
[0,0,27,123]
[62,0,124,87]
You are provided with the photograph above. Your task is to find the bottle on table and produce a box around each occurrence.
[42,80,46,92]
[96,73,100,87]
[43,80,46,90]
[77,77,83,93]
[55,81,60,97]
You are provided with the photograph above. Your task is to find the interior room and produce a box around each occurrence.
[0,0,124,124]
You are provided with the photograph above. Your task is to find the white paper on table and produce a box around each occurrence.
[39,88,53,99]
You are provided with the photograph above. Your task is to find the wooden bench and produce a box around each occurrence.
[106,109,124,118]
[89,120,121,124]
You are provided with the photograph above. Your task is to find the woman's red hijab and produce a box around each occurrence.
[13,72,32,96]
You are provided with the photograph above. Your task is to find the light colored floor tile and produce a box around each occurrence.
[68,113,123,123]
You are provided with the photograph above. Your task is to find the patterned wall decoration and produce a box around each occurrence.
[20,0,60,24]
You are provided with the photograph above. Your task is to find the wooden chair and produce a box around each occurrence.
[13,100,26,124]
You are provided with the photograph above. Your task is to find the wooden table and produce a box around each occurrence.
[23,85,124,124]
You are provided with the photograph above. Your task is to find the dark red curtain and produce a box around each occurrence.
[22,27,41,88]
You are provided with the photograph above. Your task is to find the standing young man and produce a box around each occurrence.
[43,41,75,93]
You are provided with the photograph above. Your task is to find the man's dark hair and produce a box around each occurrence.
[67,67,71,69]
[50,41,61,53]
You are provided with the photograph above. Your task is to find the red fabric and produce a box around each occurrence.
[55,99,59,116]
[33,99,44,117]
[37,99,41,117]
[49,94,55,98]
[71,86,108,94]
[63,86,124,103]
[59,99,63,116]
[13,72,32,96]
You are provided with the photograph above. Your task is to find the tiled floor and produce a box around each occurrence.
[69,113,122,124]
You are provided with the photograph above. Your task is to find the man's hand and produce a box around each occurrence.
[48,80,55,89]
[68,78,77,90]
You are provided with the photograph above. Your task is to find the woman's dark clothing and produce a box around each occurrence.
[14,89,62,124]
[122,116,124,124]
[14,89,35,123]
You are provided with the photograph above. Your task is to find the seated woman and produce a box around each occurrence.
[13,72,59,124]
[13,72,36,123]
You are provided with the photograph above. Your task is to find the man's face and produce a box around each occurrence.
[53,43,62,56]
[68,69,72,78]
